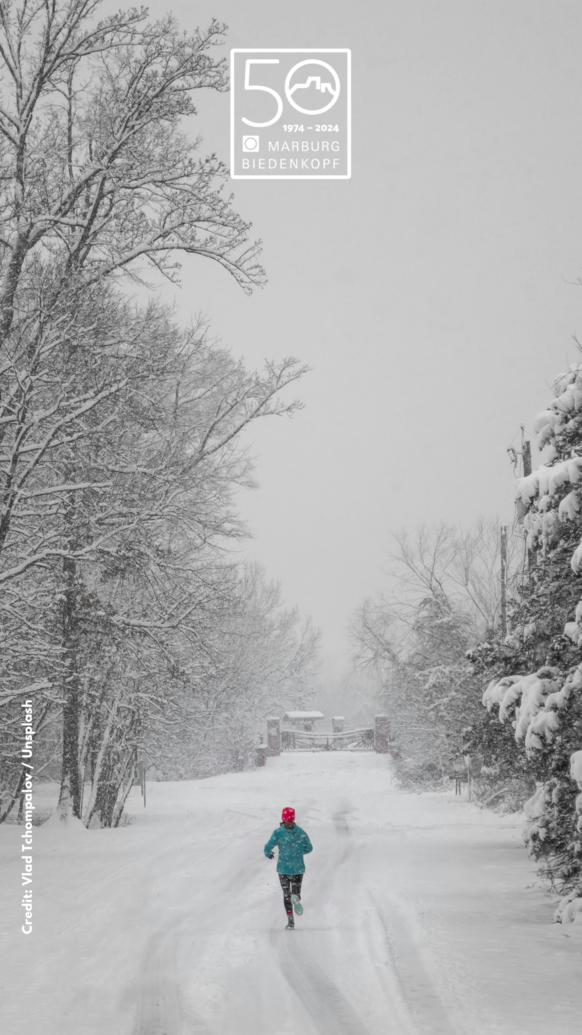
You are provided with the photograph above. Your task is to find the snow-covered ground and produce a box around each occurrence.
[1,752,582,1035]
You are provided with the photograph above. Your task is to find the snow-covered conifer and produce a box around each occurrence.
[475,365,582,901]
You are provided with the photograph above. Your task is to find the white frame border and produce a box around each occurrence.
[230,48,351,180]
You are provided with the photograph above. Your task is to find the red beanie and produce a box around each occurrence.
[281,807,295,822]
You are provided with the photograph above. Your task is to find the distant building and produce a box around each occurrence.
[282,710,324,732]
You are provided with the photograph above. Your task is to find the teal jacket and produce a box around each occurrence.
[264,823,313,874]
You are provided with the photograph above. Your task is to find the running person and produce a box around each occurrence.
[264,807,313,929]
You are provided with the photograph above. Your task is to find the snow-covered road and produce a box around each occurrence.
[2,753,582,1035]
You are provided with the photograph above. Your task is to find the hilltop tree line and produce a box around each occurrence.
[0,1,318,829]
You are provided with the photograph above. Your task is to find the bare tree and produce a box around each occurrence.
[351,520,520,778]
[0,2,313,824]
[150,563,321,782]
[0,2,262,335]
[1,2,264,583]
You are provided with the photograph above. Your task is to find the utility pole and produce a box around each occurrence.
[521,426,534,571]
[500,524,508,637]
[522,440,532,477]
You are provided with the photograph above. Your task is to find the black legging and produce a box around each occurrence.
[278,873,303,915]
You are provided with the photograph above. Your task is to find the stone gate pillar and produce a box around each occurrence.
[332,716,345,733]
[255,744,268,767]
[267,717,281,756]
[374,714,390,753]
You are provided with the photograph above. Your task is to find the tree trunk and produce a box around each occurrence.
[112,751,138,828]
[57,555,82,820]
[0,768,26,825]
[83,686,122,827]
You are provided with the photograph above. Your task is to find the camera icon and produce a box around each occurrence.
[242,135,260,153]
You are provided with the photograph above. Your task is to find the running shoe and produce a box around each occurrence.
[291,894,303,916]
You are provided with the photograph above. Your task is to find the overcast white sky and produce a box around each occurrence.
[138,0,582,665]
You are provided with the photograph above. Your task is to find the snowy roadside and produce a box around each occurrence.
[1,753,582,1035]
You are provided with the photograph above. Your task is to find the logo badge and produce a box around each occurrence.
[231,50,351,180]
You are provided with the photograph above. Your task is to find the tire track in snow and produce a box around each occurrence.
[75,812,237,905]
[132,911,217,1035]
[271,926,372,1035]
[59,832,219,937]
[133,918,183,1035]
[329,797,466,1034]
[133,820,265,1035]
[370,893,467,1035]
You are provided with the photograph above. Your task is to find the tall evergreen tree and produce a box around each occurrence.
[473,365,582,899]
